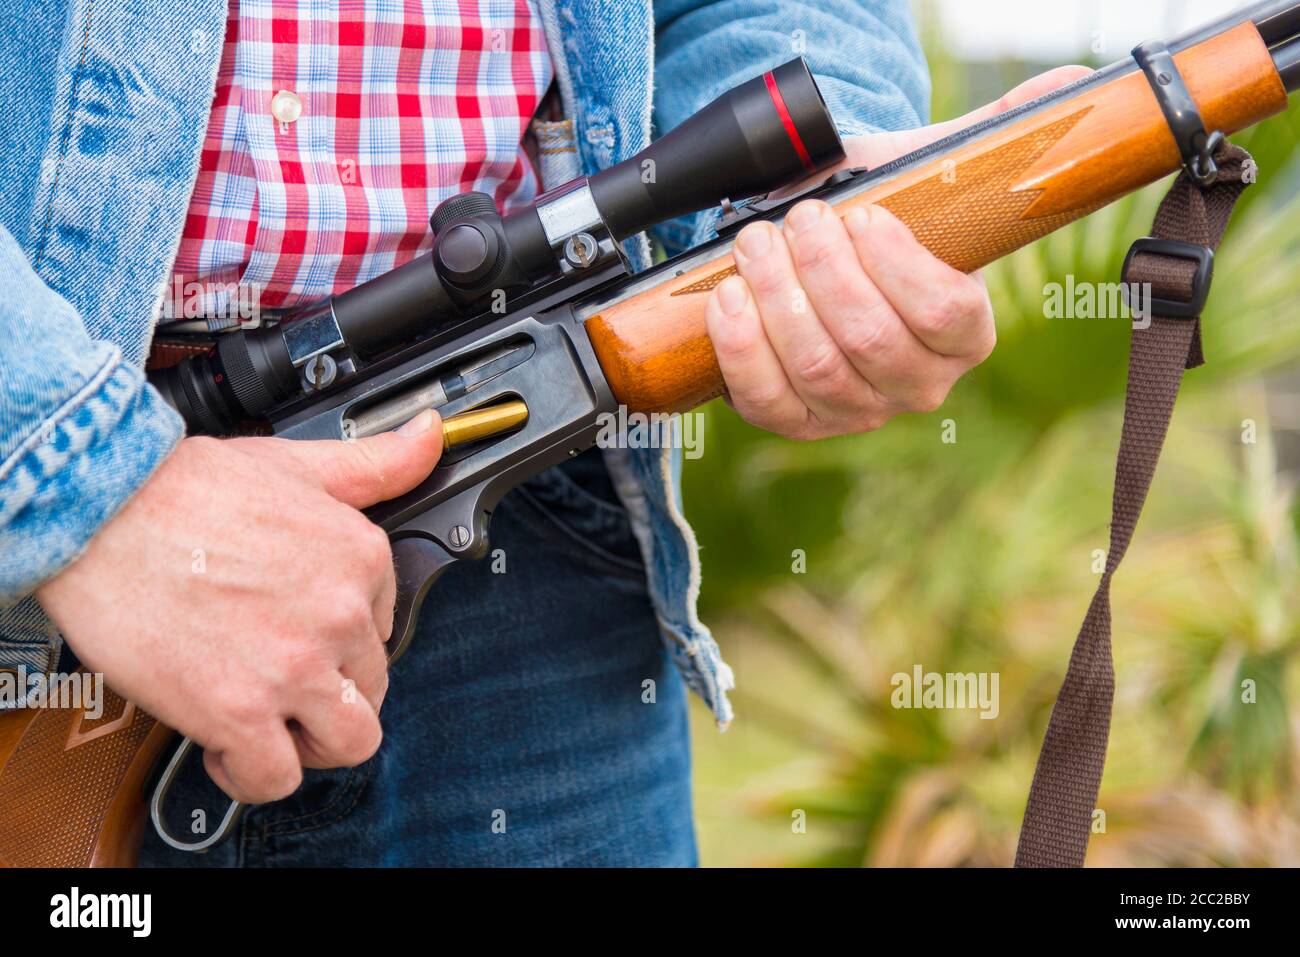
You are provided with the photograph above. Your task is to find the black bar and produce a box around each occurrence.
[1,866,1290,943]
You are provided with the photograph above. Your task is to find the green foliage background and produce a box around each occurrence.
[684,31,1300,866]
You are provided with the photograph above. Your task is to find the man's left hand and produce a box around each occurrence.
[704,66,1091,440]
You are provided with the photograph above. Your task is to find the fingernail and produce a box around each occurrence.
[735,223,772,262]
[785,201,822,235]
[844,206,872,237]
[397,409,438,436]
[716,275,748,316]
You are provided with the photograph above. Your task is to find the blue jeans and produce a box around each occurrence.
[138,450,697,866]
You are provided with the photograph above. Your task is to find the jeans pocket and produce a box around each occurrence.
[510,451,646,577]
[259,758,378,840]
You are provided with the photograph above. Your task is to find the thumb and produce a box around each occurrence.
[898,65,1095,155]
[285,409,444,509]
[779,66,1095,198]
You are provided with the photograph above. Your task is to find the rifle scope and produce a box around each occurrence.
[151,58,843,435]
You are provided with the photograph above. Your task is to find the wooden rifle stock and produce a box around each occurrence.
[583,22,1289,414]
[0,15,1292,870]
[0,671,170,866]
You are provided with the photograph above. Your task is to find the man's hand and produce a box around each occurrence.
[35,409,443,804]
[705,66,1092,440]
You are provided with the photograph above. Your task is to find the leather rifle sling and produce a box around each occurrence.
[1014,142,1256,868]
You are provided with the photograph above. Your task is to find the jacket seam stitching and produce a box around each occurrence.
[0,346,121,488]
[33,0,98,270]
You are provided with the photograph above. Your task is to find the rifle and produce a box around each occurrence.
[3,0,1300,868]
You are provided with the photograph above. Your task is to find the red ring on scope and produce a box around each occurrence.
[763,70,816,172]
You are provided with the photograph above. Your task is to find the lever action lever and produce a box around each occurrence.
[148,400,530,853]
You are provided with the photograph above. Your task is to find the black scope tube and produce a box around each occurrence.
[588,58,843,240]
[330,252,458,354]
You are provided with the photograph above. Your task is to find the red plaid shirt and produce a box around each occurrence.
[169,0,552,316]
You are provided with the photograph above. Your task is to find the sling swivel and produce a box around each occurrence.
[1133,40,1225,187]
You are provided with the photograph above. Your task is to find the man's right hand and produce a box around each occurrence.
[35,408,444,805]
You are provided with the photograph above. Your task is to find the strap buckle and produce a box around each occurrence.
[1121,237,1215,319]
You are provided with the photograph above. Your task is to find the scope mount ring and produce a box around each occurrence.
[1132,40,1225,188]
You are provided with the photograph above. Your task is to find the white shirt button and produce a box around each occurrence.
[271,90,303,125]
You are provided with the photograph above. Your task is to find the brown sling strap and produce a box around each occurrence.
[1014,142,1255,868]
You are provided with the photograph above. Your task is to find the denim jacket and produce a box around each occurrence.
[0,0,927,723]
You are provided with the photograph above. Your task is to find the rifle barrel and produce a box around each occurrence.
[1273,35,1300,91]
[583,11,1294,415]
[1255,0,1300,47]
[1258,0,1300,91]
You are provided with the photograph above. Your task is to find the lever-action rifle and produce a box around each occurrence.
[3,0,1300,868]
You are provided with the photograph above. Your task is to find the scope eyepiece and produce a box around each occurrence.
[149,322,300,433]
[587,58,844,240]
